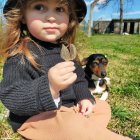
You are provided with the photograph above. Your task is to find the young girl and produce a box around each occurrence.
[0,0,137,139]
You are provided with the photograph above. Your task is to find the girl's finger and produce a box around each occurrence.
[59,66,76,75]
[80,105,87,114]
[55,61,74,68]
[84,106,93,116]
[61,72,75,81]
[62,73,77,85]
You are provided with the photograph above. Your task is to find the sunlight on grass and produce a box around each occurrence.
[112,105,133,121]
[0,102,24,139]
[76,32,140,137]
[108,93,140,136]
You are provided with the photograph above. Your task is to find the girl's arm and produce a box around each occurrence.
[0,55,58,116]
[73,61,95,104]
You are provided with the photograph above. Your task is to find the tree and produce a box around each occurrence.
[100,0,133,34]
[87,0,133,36]
[88,0,100,37]
[120,0,124,34]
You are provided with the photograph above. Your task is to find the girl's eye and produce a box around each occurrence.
[34,4,46,11]
[56,7,65,13]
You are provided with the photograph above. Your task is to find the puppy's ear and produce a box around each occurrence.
[80,57,88,66]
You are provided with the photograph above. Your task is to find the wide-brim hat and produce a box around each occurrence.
[3,0,87,23]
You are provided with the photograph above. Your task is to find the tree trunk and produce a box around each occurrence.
[88,4,94,37]
[120,0,124,34]
[88,0,99,37]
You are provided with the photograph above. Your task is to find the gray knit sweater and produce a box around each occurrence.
[0,40,94,131]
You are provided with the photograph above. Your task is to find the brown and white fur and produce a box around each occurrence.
[81,54,110,101]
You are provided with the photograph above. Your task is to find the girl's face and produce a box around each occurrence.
[24,1,69,43]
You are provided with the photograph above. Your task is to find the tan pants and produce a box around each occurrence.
[18,99,132,140]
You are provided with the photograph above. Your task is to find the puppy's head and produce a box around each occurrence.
[81,54,108,78]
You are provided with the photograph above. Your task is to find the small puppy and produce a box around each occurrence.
[81,54,110,101]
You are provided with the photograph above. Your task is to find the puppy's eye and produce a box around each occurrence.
[103,62,108,65]
[92,62,98,66]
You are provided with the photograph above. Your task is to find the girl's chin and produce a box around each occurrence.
[42,35,61,43]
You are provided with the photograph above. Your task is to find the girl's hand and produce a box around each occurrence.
[48,61,77,98]
[78,99,94,116]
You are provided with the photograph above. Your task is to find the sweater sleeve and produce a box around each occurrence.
[73,62,95,103]
[0,55,57,116]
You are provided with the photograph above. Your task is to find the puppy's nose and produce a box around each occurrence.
[101,71,106,78]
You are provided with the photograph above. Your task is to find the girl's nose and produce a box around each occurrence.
[45,11,56,23]
[47,16,56,22]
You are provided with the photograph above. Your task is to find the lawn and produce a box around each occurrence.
[76,32,140,138]
[0,32,140,139]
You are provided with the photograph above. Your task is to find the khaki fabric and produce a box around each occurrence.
[18,99,131,140]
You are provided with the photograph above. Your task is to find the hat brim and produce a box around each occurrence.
[75,0,87,22]
[3,0,87,23]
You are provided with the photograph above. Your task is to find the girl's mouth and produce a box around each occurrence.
[44,27,58,32]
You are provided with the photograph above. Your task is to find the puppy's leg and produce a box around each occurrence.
[100,91,108,101]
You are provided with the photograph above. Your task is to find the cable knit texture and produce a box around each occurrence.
[0,40,94,131]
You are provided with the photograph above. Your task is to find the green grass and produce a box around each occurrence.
[76,32,140,137]
[0,31,140,139]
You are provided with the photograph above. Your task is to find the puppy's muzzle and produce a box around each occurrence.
[101,71,107,78]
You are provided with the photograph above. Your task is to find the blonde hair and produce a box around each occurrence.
[0,0,79,69]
